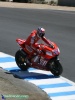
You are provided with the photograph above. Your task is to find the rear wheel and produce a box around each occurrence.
[47,60,63,76]
[15,50,29,71]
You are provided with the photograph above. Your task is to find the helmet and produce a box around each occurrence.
[37,27,45,37]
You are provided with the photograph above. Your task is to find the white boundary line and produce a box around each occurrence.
[60,76,75,86]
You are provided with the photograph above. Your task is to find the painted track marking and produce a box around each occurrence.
[0,52,75,100]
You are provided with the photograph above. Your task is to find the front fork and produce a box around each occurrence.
[52,56,60,62]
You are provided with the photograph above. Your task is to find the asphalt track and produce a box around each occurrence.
[0,7,75,84]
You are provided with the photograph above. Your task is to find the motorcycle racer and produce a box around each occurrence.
[24,27,54,63]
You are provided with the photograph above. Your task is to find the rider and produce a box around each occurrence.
[24,27,53,63]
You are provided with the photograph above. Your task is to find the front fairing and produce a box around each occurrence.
[41,42,60,59]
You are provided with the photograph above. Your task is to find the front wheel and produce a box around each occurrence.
[47,60,63,76]
[15,50,29,71]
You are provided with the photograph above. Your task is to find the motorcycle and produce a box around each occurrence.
[15,38,63,76]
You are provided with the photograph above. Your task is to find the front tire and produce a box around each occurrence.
[47,60,63,76]
[15,50,29,71]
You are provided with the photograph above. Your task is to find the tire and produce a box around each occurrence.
[15,50,29,71]
[47,60,63,76]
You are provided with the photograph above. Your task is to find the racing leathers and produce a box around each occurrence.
[24,30,51,57]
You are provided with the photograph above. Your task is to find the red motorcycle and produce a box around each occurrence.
[15,38,63,76]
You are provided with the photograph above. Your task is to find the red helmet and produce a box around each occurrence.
[37,27,45,37]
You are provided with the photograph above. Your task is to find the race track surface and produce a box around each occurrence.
[0,7,75,82]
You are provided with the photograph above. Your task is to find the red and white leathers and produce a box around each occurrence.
[24,30,50,57]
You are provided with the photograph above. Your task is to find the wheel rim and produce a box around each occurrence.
[17,55,26,66]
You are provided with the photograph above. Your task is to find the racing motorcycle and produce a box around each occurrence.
[15,38,63,76]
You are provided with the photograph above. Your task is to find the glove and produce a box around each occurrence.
[49,44,54,49]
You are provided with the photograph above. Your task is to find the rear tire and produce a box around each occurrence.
[15,50,29,71]
[47,60,63,76]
